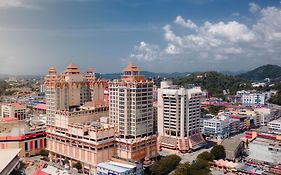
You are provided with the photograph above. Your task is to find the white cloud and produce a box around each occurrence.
[253,7,281,41]
[0,0,40,9]
[204,21,255,42]
[0,0,98,9]
[163,24,183,45]
[249,2,261,14]
[0,0,24,8]
[174,16,198,30]
[165,44,180,54]
[127,5,281,71]
[129,41,160,61]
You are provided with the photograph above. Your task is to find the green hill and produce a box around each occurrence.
[238,64,281,81]
[173,71,252,97]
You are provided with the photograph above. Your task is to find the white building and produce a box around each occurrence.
[157,81,205,152]
[203,114,229,140]
[1,103,27,120]
[97,158,142,175]
[242,92,270,106]
[268,119,281,131]
[251,82,266,88]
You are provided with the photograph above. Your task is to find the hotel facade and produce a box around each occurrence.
[44,64,111,174]
[109,64,157,161]
[44,64,105,125]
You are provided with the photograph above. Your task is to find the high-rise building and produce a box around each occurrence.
[109,64,157,161]
[157,81,205,152]
[44,64,111,174]
[44,64,105,125]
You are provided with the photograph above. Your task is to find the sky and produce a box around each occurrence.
[0,0,281,75]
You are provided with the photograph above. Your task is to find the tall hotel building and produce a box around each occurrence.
[158,81,205,152]
[109,64,157,161]
[44,64,104,125]
[44,64,110,174]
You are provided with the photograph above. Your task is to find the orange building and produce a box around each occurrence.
[44,64,106,125]
[109,64,158,161]
[0,118,46,157]
[46,104,114,175]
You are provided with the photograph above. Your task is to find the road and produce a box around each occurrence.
[159,146,213,163]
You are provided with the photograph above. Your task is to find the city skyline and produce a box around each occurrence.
[0,0,281,75]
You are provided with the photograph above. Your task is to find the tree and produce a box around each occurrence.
[173,162,191,175]
[172,71,252,98]
[190,159,210,175]
[173,158,211,175]
[208,106,225,115]
[269,90,281,105]
[210,145,226,160]
[150,154,181,175]
[39,149,49,157]
[64,158,69,165]
[197,151,214,162]
[73,161,82,170]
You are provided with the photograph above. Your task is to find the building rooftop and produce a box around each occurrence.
[2,103,25,107]
[269,119,281,124]
[47,66,57,74]
[122,63,140,72]
[0,117,18,122]
[34,104,47,110]
[251,137,281,147]
[98,160,137,173]
[0,149,21,173]
[80,100,108,109]
[221,134,243,160]
[64,63,80,74]
[0,119,45,137]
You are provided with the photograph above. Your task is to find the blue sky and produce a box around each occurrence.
[0,0,281,75]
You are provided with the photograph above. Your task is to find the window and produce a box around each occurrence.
[25,142,28,151]
[35,140,38,149]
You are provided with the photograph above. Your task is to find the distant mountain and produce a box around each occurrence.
[238,64,281,81]
[220,70,247,76]
[99,71,190,79]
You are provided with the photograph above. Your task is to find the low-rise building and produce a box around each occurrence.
[203,114,229,140]
[248,137,281,164]
[33,103,47,114]
[1,103,27,120]
[254,107,278,126]
[221,134,245,161]
[0,149,21,175]
[229,115,255,135]
[268,119,281,131]
[241,92,270,106]
[0,118,46,157]
[245,131,281,164]
[97,158,142,175]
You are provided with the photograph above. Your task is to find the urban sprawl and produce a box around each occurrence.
[1,63,281,175]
